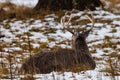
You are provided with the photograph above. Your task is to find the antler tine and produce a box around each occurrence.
[86,10,95,31]
[61,12,74,34]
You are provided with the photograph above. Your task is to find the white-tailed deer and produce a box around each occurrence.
[21,11,96,74]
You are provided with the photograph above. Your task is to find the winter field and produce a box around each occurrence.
[0,0,120,80]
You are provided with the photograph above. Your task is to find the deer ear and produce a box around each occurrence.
[83,29,91,38]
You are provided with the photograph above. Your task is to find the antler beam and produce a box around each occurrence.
[61,10,95,34]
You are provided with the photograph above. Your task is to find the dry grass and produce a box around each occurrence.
[108,0,120,7]
[0,1,120,79]
[0,68,9,74]
[101,56,120,76]
[102,0,120,13]
[0,2,54,21]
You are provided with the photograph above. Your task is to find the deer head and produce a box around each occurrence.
[61,10,95,50]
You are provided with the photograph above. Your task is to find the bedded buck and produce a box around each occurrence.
[20,11,96,74]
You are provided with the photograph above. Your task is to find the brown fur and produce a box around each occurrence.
[21,48,95,74]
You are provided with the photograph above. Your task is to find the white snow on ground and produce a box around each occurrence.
[0,10,120,80]
[0,0,38,7]
[0,10,119,80]
[0,0,120,80]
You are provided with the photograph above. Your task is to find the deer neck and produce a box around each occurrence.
[73,39,89,54]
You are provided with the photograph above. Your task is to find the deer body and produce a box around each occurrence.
[21,49,95,74]
[21,11,96,74]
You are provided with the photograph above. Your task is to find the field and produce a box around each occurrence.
[0,0,120,80]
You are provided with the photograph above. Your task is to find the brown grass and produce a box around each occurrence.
[0,2,55,21]
[102,0,120,12]
[0,68,9,74]
[108,0,120,6]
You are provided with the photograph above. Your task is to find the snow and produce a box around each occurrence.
[0,12,120,79]
[0,0,38,7]
[0,0,120,80]
[112,21,120,25]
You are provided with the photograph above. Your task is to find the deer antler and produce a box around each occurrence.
[86,10,95,31]
[61,10,95,34]
[61,10,88,34]
[61,12,74,34]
